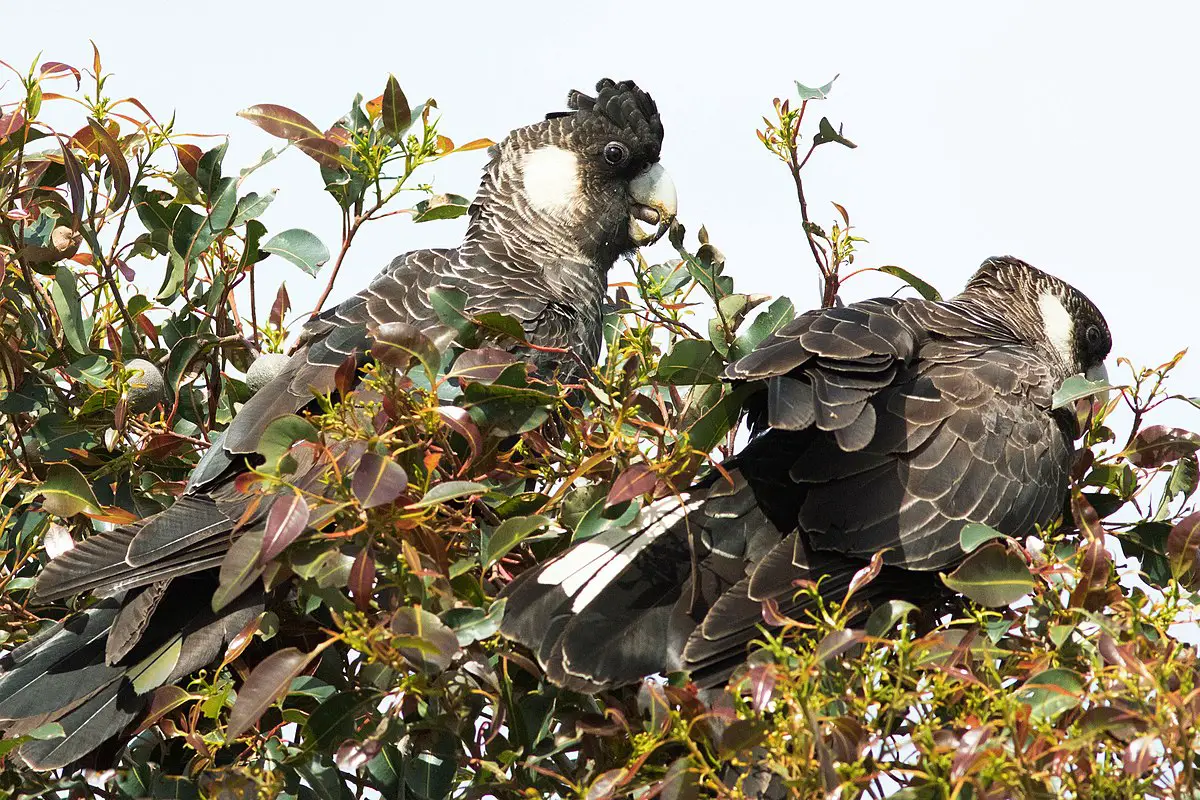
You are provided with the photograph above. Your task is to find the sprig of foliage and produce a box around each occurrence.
[1,60,1199,800]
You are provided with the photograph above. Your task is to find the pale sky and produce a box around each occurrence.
[5,2,1200,426]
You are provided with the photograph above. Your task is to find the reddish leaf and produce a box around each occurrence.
[87,118,130,209]
[742,664,776,713]
[448,347,520,383]
[637,681,671,735]
[334,353,358,398]
[225,647,311,740]
[435,406,483,471]
[237,104,322,142]
[39,61,81,88]
[950,726,994,782]
[1127,425,1200,468]
[371,322,438,374]
[585,769,628,800]
[1070,536,1113,609]
[826,716,868,764]
[135,313,159,343]
[260,493,310,563]
[0,110,26,140]
[1071,492,1103,540]
[352,452,409,509]
[295,136,344,170]
[380,75,412,139]
[761,597,798,628]
[816,628,865,663]
[449,137,496,153]
[175,143,202,178]
[57,137,85,228]
[269,282,290,328]
[845,550,883,603]
[1168,511,1200,589]
[222,613,262,667]
[349,547,376,612]
[1123,735,1157,777]
[132,685,193,736]
[607,464,657,507]
[324,124,352,147]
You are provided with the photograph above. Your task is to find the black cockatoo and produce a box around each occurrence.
[500,257,1111,691]
[0,78,676,770]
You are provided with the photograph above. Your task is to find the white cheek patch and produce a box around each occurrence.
[521,145,582,216]
[1038,292,1075,366]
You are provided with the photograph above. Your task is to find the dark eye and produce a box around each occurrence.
[1084,324,1103,347]
[603,142,629,166]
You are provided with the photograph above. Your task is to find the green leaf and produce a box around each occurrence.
[1051,374,1111,410]
[206,177,238,231]
[1015,668,1084,721]
[196,141,227,197]
[473,311,527,343]
[413,194,471,223]
[262,228,330,276]
[409,481,489,509]
[128,636,183,695]
[813,117,857,149]
[302,691,366,752]
[877,266,942,301]
[959,522,1006,553]
[403,729,459,800]
[442,598,507,646]
[865,600,919,638]
[482,515,550,569]
[390,607,459,673]
[941,540,1035,607]
[656,339,724,385]
[795,75,839,100]
[213,530,265,611]
[687,385,752,453]
[428,286,472,338]
[232,190,276,226]
[256,415,319,472]
[50,265,92,354]
[731,296,795,360]
[0,722,65,758]
[37,463,101,517]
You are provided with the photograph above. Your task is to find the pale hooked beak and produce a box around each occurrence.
[1085,362,1111,406]
[628,162,677,246]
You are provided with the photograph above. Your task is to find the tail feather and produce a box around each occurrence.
[0,578,265,771]
[34,529,138,600]
[106,580,171,664]
[0,600,123,720]
[126,496,232,566]
[499,466,936,691]
[17,678,138,771]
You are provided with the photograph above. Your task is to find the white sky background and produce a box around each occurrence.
[5,2,1200,417]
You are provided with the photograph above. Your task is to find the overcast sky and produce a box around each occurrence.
[6,2,1199,427]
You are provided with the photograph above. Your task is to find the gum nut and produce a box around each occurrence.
[124,358,165,412]
[246,352,291,393]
